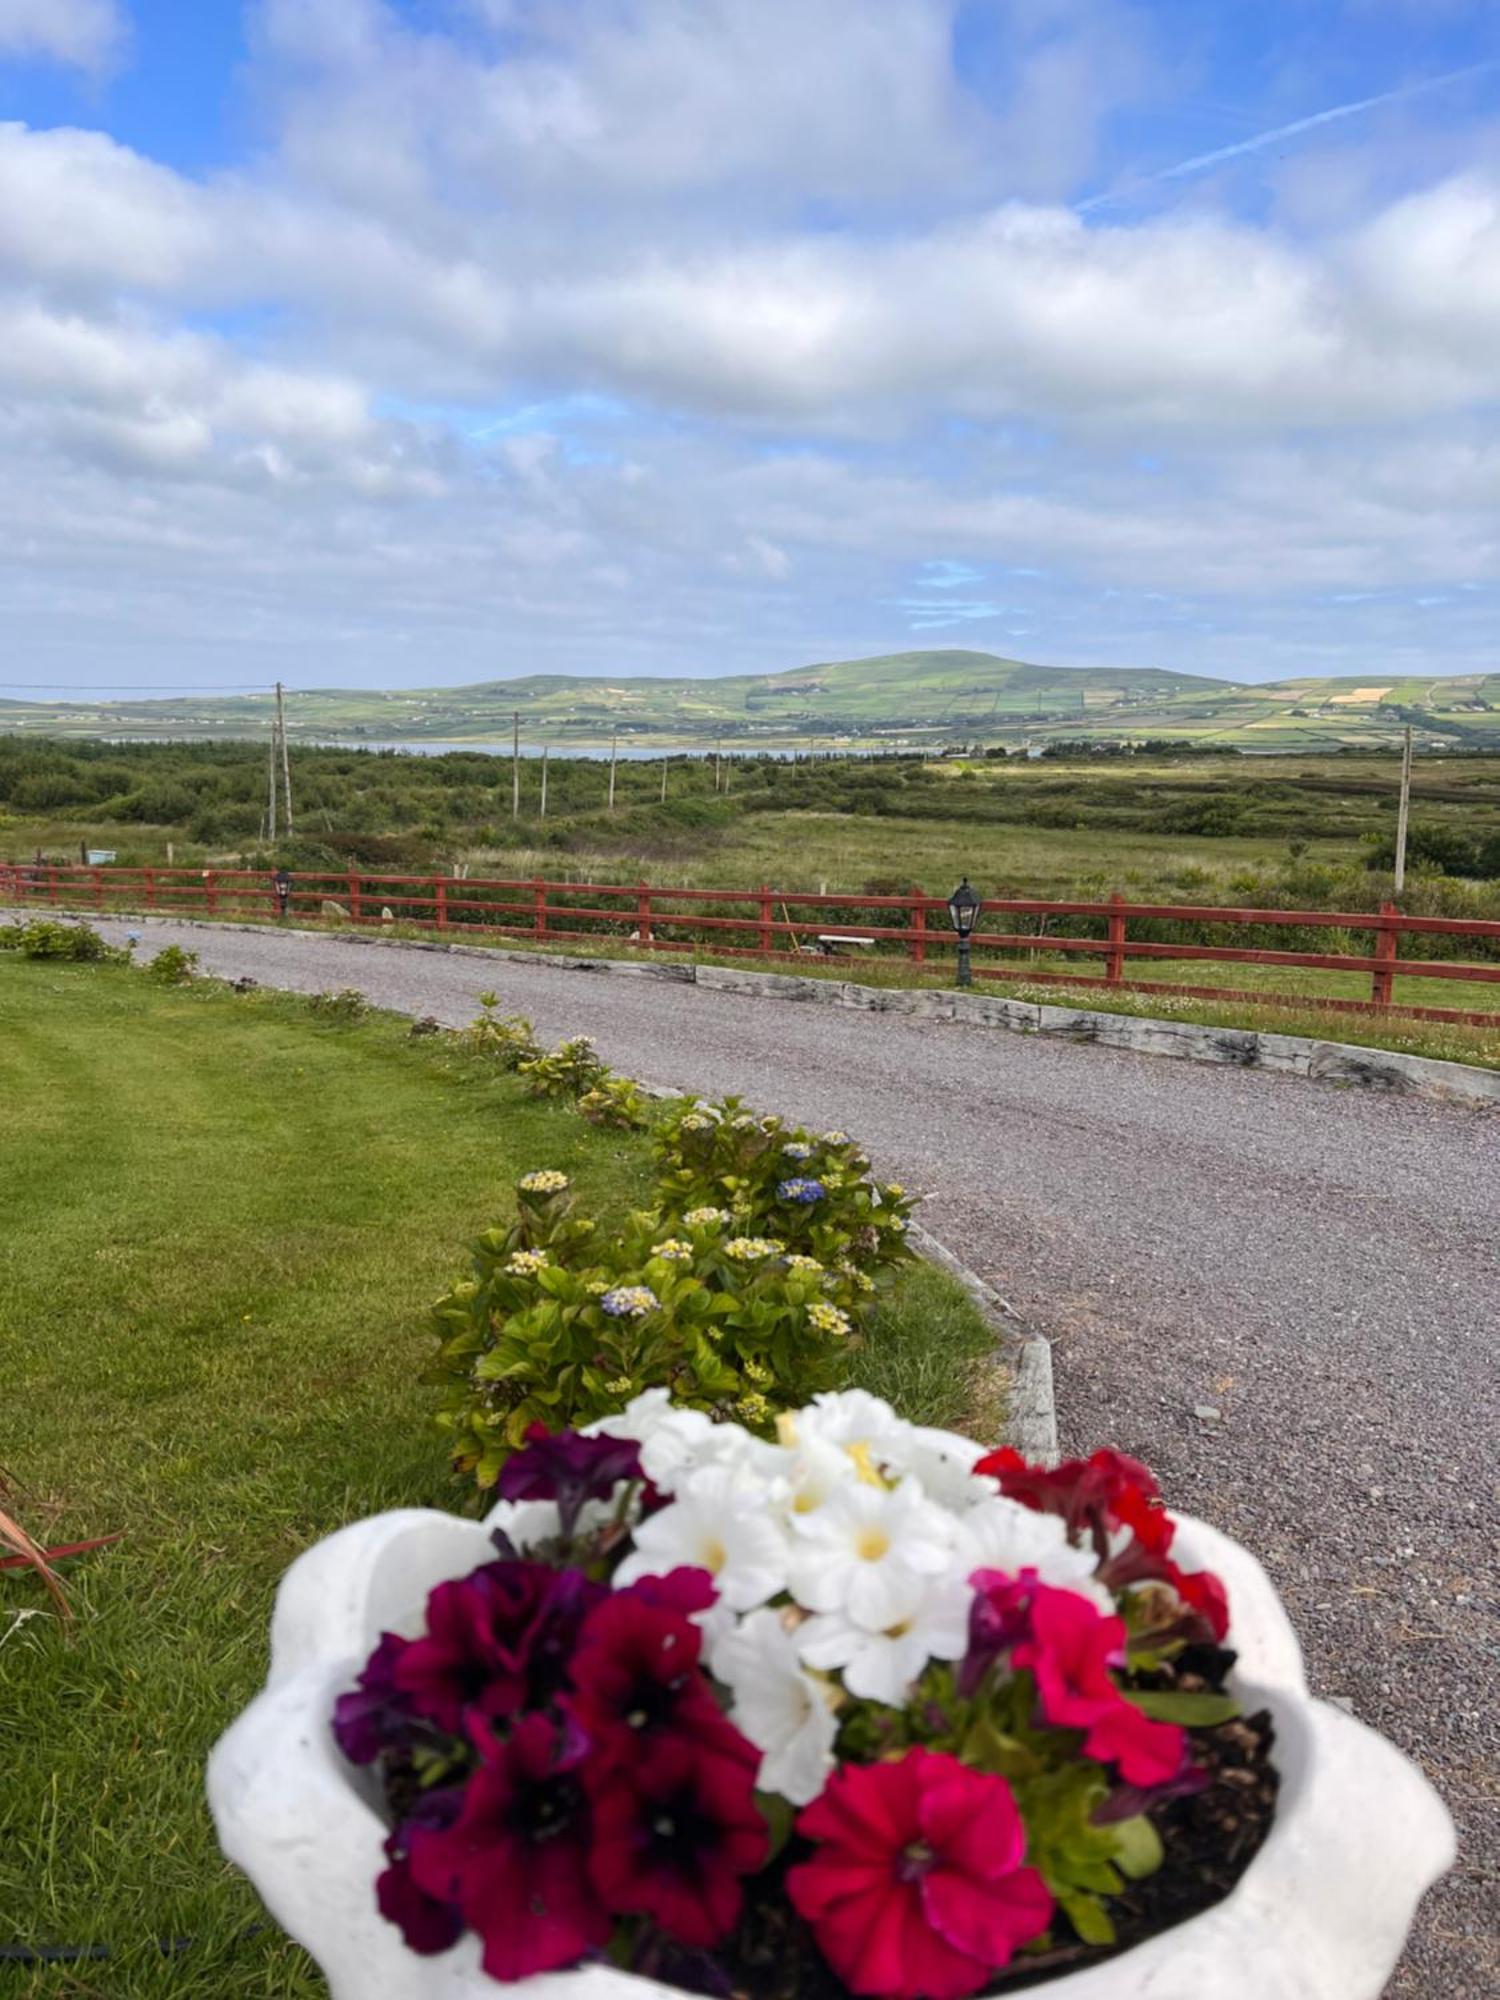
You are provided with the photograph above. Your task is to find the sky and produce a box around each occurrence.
[1,1,1498,698]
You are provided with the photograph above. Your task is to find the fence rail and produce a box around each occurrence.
[5,863,1500,1028]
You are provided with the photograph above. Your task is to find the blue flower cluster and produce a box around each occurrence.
[776,1177,826,1205]
[598,1285,660,1319]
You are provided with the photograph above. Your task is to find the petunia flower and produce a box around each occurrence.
[1010,1579,1187,1788]
[614,1462,788,1611]
[375,1786,465,1956]
[333,1630,416,1765]
[787,1748,1053,1999]
[392,1561,603,1735]
[406,1714,606,1981]
[795,1570,971,1705]
[497,1425,644,1541]
[978,1446,1230,1642]
[566,1575,749,1766]
[951,1497,1106,1602]
[587,1733,769,1947]
[786,1477,954,1630]
[713,1607,840,1806]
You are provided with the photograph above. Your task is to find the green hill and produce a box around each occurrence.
[4,650,1499,750]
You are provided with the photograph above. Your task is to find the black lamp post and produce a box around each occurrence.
[947,877,981,987]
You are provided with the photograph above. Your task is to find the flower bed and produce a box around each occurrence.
[208,1393,1453,1999]
[426,1099,914,1486]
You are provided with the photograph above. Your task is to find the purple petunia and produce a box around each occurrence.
[498,1425,645,1540]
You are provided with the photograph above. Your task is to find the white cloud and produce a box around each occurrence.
[0,0,127,73]
[0,0,1497,691]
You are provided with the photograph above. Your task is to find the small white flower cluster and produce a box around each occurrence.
[649,1238,694,1263]
[784,1254,824,1275]
[729,1113,759,1131]
[683,1205,731,1228]
[724,1235,785,1261]
[504,1250,550,1277]
[820,1130,850,1146]
[517,1169,570,1194]
[576,1390,1106,1808]
[678,1114,716,1134]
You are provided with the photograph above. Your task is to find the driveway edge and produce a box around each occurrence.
[77,914,1500,1108]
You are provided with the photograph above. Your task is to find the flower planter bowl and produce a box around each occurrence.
[208,1503,1453,2000]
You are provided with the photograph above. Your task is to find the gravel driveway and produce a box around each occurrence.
[45,916,1500,1994]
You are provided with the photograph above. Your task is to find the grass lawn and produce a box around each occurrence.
[0,961,999,1997]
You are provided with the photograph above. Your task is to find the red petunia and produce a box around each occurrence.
[392,1560,603,1735]
[588,1733,768,1947]
[1011,1583,1186,1788]
[406,1713,607,1981]
[787,1749,1053,2000]
[977,1446,1229,1643]
[566,1574,753,1769]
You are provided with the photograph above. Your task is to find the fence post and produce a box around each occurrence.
[910,888,926,964]
[203,870,217,916]
[92,868,104,912]
[347,873,362,925]
[435,879,448,931]
[1371,901,1398,1009]
[145,869,157,912]
[533,879,547,939]
[637,881,654,948]
[1106,893,1127,985]
[47,867,57,907]
[758,883,774,957]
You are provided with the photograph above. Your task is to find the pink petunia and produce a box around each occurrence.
[787,1749,1053,2000]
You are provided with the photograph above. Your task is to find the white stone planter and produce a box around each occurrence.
[208,1506,1454,2000]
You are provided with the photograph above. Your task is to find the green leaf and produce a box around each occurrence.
[755,1791,796,1862]
[1125,1689,1241,1726]
[1108,1814,1164,1881]
[1057,1890,1116,1947]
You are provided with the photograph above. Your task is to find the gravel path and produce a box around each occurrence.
[47,917,1500,1993]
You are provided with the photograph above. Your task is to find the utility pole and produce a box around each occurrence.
[275,681,294,834]
[608,730,619,811]
[714,739,723,793]
[660,753,668,804]
[266,707,278,842]
[1393,725,1413,897]
[512,712,520,817]
[539,745,548,820]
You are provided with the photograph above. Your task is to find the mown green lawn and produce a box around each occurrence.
[0,961,997,1998]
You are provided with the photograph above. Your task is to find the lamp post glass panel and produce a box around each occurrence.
[948,877,981,986]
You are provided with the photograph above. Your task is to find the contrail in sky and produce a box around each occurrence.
[1077,60,1497,213]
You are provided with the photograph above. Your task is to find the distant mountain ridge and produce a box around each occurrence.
[4,650,1499,751]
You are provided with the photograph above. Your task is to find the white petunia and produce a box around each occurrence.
[792,1389,912,1465]
[614,1462,788,1611]
[713,1608,839,1806]
[588,1389,718,1489]
[889,1424,997,1510]
[786,1477,954,1629]
[951,1496,1107,1601]
[795,1570,972,1704]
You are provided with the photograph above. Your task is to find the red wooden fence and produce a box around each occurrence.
[4,862,1499,1028]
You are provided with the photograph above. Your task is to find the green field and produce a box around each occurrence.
[6,649,1500,751]
[0,961,997,1997]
